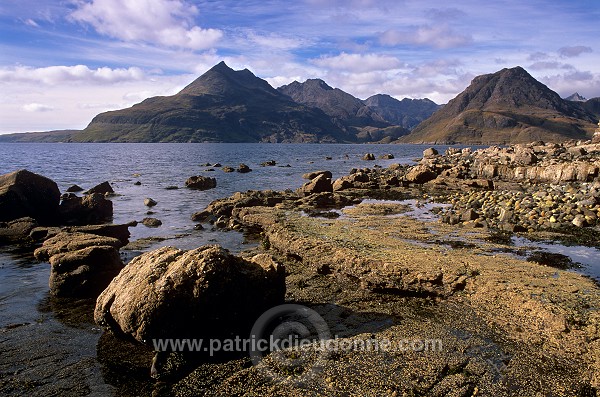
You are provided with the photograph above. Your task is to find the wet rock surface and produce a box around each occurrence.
[0,169,60,224]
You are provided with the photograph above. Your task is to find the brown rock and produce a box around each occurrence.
[300,174,333,195]
[85,181,114,195]
[59,193,113,225]
[34,231,124,261]
[0,169,60,224]
[94,245,285,344]
[423,147,439,158]
[302,170,332,180]
[185,175,217,190]
[405,165,437,184]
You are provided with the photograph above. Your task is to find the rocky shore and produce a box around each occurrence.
[1,141,600,396]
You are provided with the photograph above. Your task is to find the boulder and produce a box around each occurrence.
[222,166,235,173]
[332,178,353,191]
[379,154,395,159]
[0,217,38,244]
[185,176,217,190]
[237,163,252,173]
[63,224,130,246]
[363,153,375,161]
[144,198,157,207]
[34,231,124,261]
[142,217,162,227]
[86,181,114,195]
[66,184,84,193]
[49,245,123,297]
[59,193,113,225]
[423,148,439,158]
[300,174,333,195]
[302,170,332,180]
[260,160,276,166]
[405,165,438,184]
[0,169,60,224]
[94,245,285,344]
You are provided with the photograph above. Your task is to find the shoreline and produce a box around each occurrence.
[1,141,600,395]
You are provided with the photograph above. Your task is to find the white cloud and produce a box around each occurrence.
[311,52,404,73]
[24,18,40,27]
[70,0,222,50]
[379,25,471,49]
[22,103,54,112]
[0,65,145,85]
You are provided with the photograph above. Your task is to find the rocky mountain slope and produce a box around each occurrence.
[363,94,441,130]
[277,79,410,142]
[74,62,351,143]
[401,66,598,144]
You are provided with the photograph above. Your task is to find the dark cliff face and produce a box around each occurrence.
[401,66,598,144]
[76,62,350,143]
[363,94,441,130]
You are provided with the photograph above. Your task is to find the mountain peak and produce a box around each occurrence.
[565,92,587,102]
[404,66,597,144]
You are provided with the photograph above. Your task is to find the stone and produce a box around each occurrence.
[0,217,38,244]
[142,218,162,227]
[423,148,439,158]
[185,176,217,190]
[0,169,60,224]
[379,154,395,159]
[302,170,332,180]
[363,153,375,161]
[144,198,157,207]
[86,181,114,196]
[237,164,252,173]
[62,224,130,246]
[59,193,113,225]
[94,245,285,345]
[165,186,179,190]
[405,165,437,184]
[572,215,587,227]
[222,166,235,173]
[134,181,142,186]
[461,209,479,222]
[34,231,124,261]
[260,160,276,166]
[66,184,84,192]
[300,174,333,195]
[332,178,352,191]
[49,245,123,298]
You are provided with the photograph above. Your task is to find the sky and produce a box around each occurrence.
[1,0,599,134]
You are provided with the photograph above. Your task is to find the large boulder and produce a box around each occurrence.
[34,231,125,297]
[34,231,124,261]
[0,169,60,224]
[300,174,333,195]
[94,245,285,344]
[302,170,332,180]
[405,165,438,184]
[48,245,123,297]
[59,193,113,225]
[85,181,114,195]
[185,175,217,190]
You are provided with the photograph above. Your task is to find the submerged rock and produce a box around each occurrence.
[85,181,114,196]
[0,169,60,224]
[237,163,252,173]
[363,153,375,161]
[66,184,84,193]
[94,245,285,345]
[142,217,162,227]
[185,175,217,190]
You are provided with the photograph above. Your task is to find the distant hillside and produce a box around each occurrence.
[75,62,351,143]
[401,66,598,144]
[363,95,441,130]
[583,97,600,118]
[277,79,409,142]
[0,130,79,143]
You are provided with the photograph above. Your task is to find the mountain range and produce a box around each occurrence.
[0,63,598,144]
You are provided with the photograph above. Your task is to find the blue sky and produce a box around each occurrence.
[1,0,599,133]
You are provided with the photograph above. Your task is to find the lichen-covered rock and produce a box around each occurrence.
[94,245,285,344]
[34,231,124,261]
[0,169,60,224]
[49,245,123,297]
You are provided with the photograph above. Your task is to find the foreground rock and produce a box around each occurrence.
[34,231,125,297]
[59,193,113,225]
[95,245,285,344]
[0,169,60,224]
[185,175,217,190]
[0,217,38,244]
